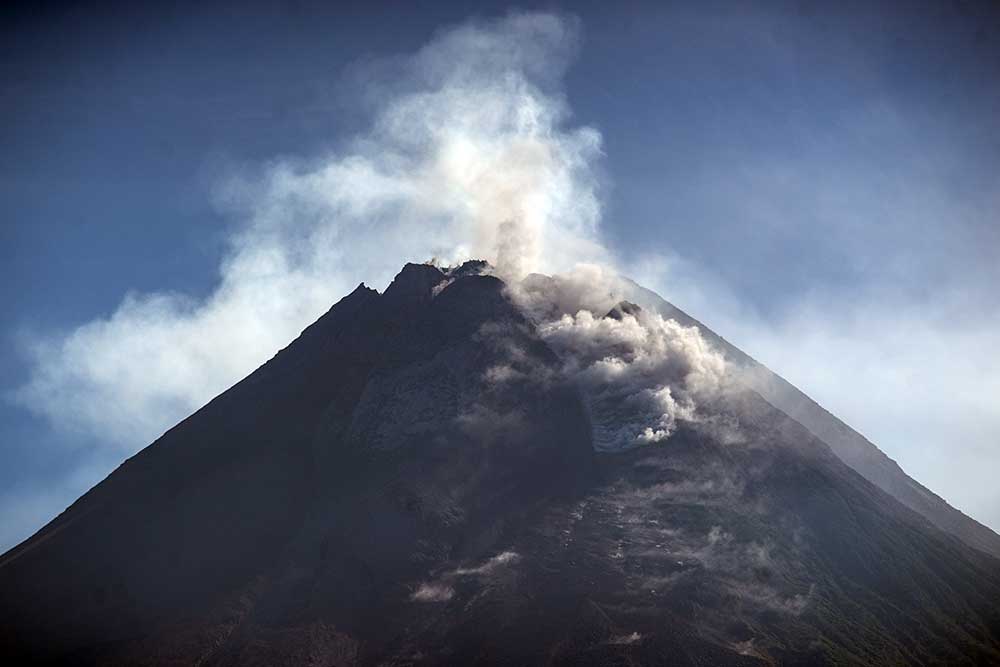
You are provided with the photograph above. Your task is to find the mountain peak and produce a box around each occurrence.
[2,267,1000,665]
[445,259,492,278]
[383,260,496,307]
[383,262,447,304]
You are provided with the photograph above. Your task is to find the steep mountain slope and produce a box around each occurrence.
[623,281,1000,559]
[2,263,999,665]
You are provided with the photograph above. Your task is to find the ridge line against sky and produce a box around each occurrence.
[2,1,999,552]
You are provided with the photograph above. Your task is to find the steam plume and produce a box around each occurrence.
[15,12,608,449]
[16,11,732,459]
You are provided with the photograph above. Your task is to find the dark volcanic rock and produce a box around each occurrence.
[621,279,1000,560]
[2,264,999,666]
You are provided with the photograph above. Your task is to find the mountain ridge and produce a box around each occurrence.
[621,279,1000,558]
[2,262,998,665]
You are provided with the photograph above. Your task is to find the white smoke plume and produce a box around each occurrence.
[14,12,609,450]
[536,306,727,450]
[15,11,731,459]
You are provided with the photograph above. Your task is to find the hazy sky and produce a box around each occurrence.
[3,0,999,552]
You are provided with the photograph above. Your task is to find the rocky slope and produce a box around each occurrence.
[2,262,998,665]
[623,280,1000,559]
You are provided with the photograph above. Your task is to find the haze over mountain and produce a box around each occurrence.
[3,260,999,665]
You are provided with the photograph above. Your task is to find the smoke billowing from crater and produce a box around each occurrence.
[15,10,730,456]
[14,12,612,449]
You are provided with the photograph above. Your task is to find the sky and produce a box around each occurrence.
[2,0,999,552]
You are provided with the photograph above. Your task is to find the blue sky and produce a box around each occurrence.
[3,0,999,551]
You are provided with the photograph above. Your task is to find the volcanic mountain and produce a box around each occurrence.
[2,262,999,665]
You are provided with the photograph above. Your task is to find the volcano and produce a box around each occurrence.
[2,262,999,665]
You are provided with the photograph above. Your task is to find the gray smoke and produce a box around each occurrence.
[500,266,732,451]
[15,12,607,450]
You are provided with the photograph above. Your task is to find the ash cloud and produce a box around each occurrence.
[536,307,727,450]
[15,10,734,467]
[14,12,607,450]
[500,267,733,452]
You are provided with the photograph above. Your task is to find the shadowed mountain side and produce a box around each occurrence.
[0,263,595,663]
[623,280,1000,559]
[1,263,998,665]
[380,389,1000,665]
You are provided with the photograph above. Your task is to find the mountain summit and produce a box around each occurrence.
[2,262,999,665]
